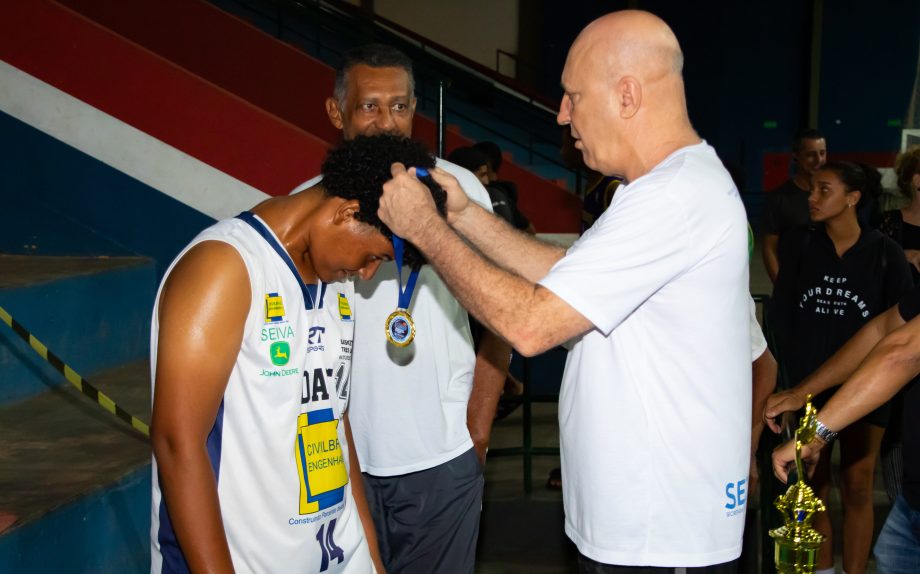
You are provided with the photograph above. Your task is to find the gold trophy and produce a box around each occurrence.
[769,395,826,573]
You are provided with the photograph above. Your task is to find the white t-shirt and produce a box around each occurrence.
[292,159,492,475]
[750,297,767,361]
[151,215,372,573]
[539,142,751,567]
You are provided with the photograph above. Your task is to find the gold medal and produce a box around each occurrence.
[385,308,415,347]
[387,224,421,347]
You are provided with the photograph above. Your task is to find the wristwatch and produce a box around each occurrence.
[814,418,839,444]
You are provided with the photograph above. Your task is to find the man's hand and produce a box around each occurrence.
[763,389,806,434]
[428,166,471,224]
[378,163,441,242]
[772,438,824,484]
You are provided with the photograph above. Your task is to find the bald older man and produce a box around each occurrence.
[378,11,750,573]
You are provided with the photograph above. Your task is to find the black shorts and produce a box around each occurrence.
[362,447,484,574]
[577,552,738,574]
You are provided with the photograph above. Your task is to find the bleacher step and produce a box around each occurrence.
[0,359,150,531]
[0,254,156,404]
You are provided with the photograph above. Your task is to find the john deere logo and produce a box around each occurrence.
[270,341,290,366]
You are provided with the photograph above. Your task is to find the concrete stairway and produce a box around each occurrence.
[0,255,155,573]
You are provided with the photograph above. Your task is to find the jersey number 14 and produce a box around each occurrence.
[316,519,345,571]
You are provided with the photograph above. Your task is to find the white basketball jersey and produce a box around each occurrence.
[150,213,373,573]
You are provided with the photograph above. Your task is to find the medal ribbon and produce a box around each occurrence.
[391,166,430,310]
[393,235,419,310]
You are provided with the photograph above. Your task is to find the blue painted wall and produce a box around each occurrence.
[0,111,214,279]
[819,0,920,151]
[0,262,156,403]
[0,465,151,574]
[529,0,920,222]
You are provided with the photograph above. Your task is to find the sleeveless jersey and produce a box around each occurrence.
[150,213,373,573]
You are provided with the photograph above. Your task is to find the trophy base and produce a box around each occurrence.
[771,535,822,574]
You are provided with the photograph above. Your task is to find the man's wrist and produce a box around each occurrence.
[408,210,447,248]
[789,386,810,404]
[814,418,838,445]
[449,202,479,234]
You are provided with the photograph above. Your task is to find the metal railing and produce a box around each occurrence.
[220,0,582,191]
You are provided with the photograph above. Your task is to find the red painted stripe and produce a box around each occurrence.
[763,151,899,192]
[0,0,328,196]
[56,0,342,145]
[4,0,579,230]
[49,0,581,232]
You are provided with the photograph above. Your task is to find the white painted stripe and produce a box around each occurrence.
[0,60,268,220]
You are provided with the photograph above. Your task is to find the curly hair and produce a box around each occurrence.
[895,145,920,202]
[321,134,446,269]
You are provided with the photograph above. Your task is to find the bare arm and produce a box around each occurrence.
[764,304,905,433]
[379,165,592,356]
[429,166,566,282]
[751,348,777,453]
[816,314,920,433]
[151,242,250,573]
[772,312,920,483]
[762,234,780,283]
[467,329,511,466]
[451,200,566,282]
[343,414,386,573]
[748,348,777,496]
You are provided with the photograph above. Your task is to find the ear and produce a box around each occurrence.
[326,97,344,130]
[617,76,641,119]
[331,198,361,225]
[848,189,862,207]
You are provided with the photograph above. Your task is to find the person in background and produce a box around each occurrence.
[765,161,912,574]
[448,146,530,231]
[473,140,536,233]
[880,146,920,282]
[292,44,506,573]
[876,145,920,504]
[771,285,920,573]
[762,128,827,282]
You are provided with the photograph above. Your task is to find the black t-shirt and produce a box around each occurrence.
[880,209,920,285]
[772,225,913,389]
[897,288,920,509]
[903,221,920,250]
[486,181,530,231]
[762,179,810,236]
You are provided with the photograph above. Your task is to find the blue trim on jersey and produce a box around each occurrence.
[314,484,346,508]
[156,400,225,573]
[207,400,225,480]
[307,408,335,424]
[236,212,326,310]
